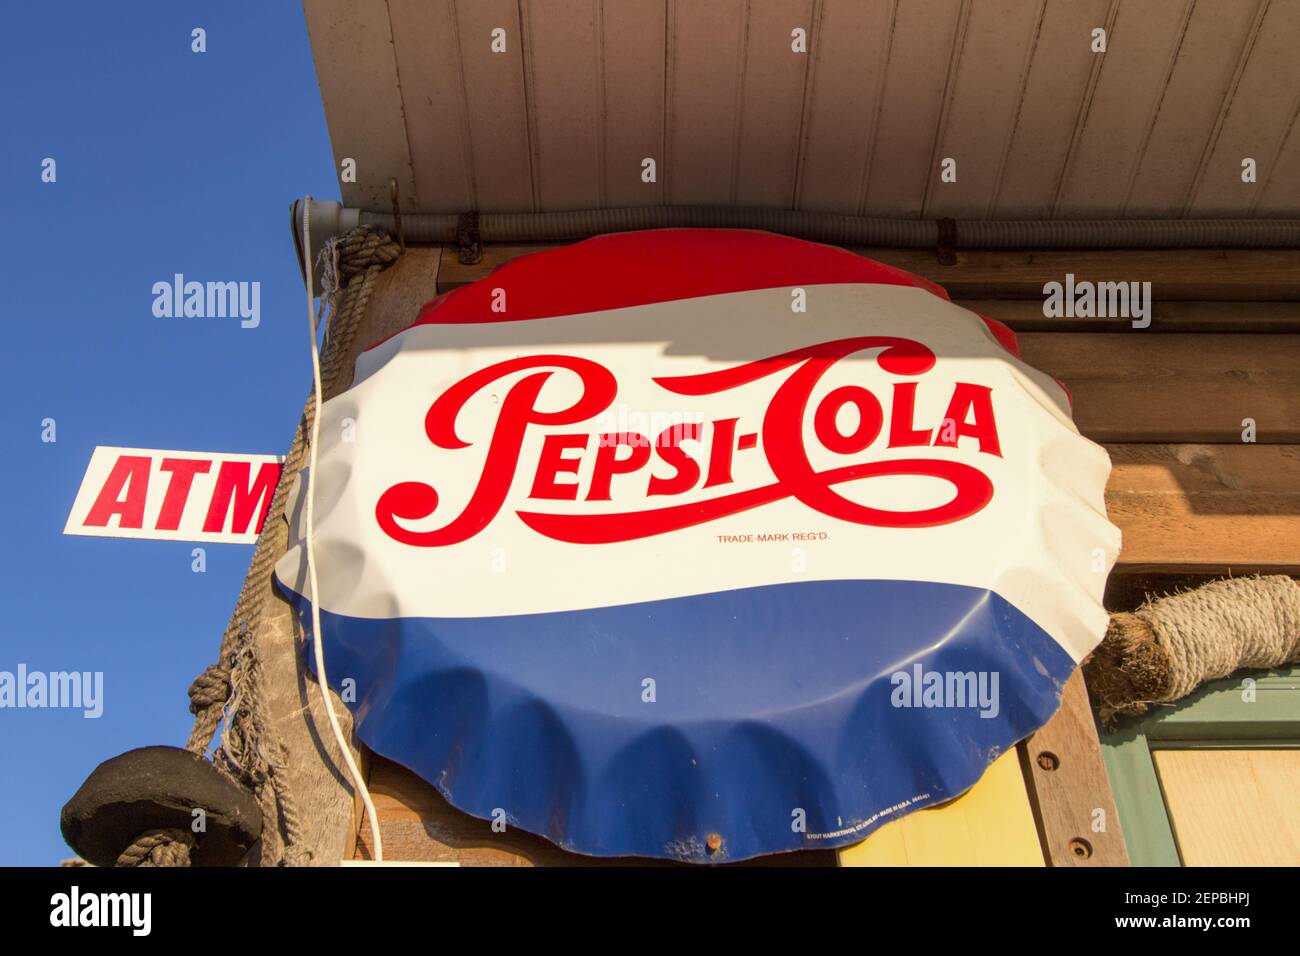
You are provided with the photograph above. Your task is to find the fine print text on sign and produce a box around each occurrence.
[64,446,283,544]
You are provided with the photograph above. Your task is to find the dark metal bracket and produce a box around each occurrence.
[457,211,483,265]
[936,217,958,266]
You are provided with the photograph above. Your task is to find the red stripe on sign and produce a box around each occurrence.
[976,314,1020,358]
[363,230,1016,355]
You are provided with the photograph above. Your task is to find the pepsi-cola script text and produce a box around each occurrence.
[376,337,1002,546]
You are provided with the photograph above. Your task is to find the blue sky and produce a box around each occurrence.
[0,3,340,864]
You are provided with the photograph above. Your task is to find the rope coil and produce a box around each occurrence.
[116,829,195,868]
[1086,575,1300,722]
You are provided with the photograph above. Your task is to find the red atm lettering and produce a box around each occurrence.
[203,460,280,534]
[83,455,152,529]
[156,458,213,531]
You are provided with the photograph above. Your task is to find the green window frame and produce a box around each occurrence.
[1099,665,1300,866]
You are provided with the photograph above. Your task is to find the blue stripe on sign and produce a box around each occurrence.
[278,578,1075,862]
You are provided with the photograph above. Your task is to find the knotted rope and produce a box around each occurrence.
[163,226,402,867]
[184,663,230,753]
[1085,575,1300,722]
[116,829,195,868]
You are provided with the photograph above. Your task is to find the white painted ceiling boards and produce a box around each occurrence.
[305,0,1300,218]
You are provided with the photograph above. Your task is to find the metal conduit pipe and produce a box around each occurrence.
[292,198,1300,283]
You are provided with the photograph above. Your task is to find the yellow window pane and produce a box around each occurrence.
[1153,749,1300,867]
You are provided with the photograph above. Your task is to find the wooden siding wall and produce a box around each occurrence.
[305,0,1300,218]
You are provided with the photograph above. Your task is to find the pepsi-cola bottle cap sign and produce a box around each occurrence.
[275,229,1119,862]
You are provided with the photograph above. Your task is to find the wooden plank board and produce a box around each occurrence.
[664,0,747,204]
[838,750,1044,866]
[733,0,816,207]
[452,0,535,211]
[1187,0,1300,216]
[307,0,1300,217]
[520,0,602,210]
[957,300,1300,333]
[794,0,893,213]
[994,0,1114,218]
[437,245,1300,301]
[855,248,1300,301]
[1017,332,1300,442]
[599,0,668,206]
[923,0,1044,219]
[1103,443,1300,608]
[387,0,476,212]
[1259,58,1300,215]
[302,0,419,210]
[1260,102,1300,214]
[1153,749,1300,866]
[861,0,964,217]
[1122,0,1263,217]
[1021,670,1130,865]
[355,754,589,866]
[1053,0,1192,217]
[1106,444,1300,575]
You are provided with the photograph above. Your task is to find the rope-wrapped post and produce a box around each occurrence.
[1084,575,1300,722]
[178,225,403,865]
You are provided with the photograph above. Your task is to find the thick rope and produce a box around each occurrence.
[184,663,230,753]
[116,829,195,868]
[214,622,312,866]
[1085,575,1300,722]
[172,226,401,866]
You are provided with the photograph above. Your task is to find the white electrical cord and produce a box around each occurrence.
[301,195,384,862]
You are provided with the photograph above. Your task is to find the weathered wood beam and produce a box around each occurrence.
[959,299,1300,333]
[855,248,1300,300]
[303,0,419,211]
[434,243,1300,301]
[1103,443,1300,609]
[1019,333,1300,442]
[1105,445,1300,576]
[1020,671,1130,866]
